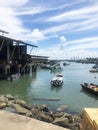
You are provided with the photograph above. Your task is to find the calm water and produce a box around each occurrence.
[0,62,98,114]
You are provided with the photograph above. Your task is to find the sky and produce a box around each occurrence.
[0,0,98,59]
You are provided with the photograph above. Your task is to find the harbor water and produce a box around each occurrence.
[0,62,98,114]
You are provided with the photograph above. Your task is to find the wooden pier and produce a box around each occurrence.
[0,32,38,80]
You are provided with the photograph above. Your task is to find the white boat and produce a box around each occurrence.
[7,73,21,81]
[51,74,63,86]
[51,65,63,73]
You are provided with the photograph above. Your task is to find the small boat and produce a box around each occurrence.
[80,83,98,96]
[51,74,63,86]
[51,64,63,73]
[93,64,98,69]
[7,73,21,81]
[89,69,98,73]
[63,63,70,66]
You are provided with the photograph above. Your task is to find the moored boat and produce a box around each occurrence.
[80,83,98,96]
[51,74,63,86]
[63,63,70,66]
[93,64,98,69]
[89,69,98,73]
[7,73,21,81]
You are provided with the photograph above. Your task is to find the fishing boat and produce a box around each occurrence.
[80,83,98,96]
[51,74,63,86]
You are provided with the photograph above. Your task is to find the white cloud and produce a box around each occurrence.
[0,7,26,34]
[0,0,29,7]
[58,36,67,48]
[32,36,98,59]
[67,37,98,44]
[47,5,98,23]
[16,0,85,16]
[0,0,46,43]
[25,28,46,43]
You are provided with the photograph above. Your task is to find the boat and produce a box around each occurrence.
[63,63,70,66]
[40,63,51,70]
[93,64,98,69]
[7,73,21,81]
[89,68,98,73]
[51,74,63,86]
[80,83,98,96]
[51,64,63,72]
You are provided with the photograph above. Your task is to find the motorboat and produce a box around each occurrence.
[51,74,63,86]
[80,83,98,96]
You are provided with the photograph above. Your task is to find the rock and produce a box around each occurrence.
[57,105,68,112]
[15,98,33,110]
[72,115,82,122]
[41,105,49,112]
[0,102,7,108]
[37,112,53,123]
[31,108,39,118]
[31,107,53,122]
[0,94,82,130]
[0,95,8,102]
[13,104,31,115]
[5,94,15,100]
[63,113,74,123]
[35,104,49,112]
[25,110,32,117]
[22,103,34,110]
[53,117,69,127]
[53,112,64,118]
[15,99,26,106]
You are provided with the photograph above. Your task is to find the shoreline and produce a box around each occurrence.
[0,94,82,130]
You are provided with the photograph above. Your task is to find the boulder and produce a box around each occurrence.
[22,103,34,110]
[37,112,53,123]
[53,117,69,127]
[5,94,15,100]
[0,95,8,102]
[52,112,64,118]
[0,102,7,108]
[35,104,49,112]
[25,110,32,117]
[13,104,32,116]
[15,99,27,106]
[63,113,74,123]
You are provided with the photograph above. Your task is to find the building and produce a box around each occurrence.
[0,34,37,79]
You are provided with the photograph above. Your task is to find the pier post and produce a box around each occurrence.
[18,64,21,73]
[5,65,10,78]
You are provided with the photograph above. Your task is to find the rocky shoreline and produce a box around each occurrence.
[0,94,82,130]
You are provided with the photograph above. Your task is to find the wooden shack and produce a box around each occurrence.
[0,35,37,79]
[31,55,49,64]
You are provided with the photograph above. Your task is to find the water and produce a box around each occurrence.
[0,62,98,114]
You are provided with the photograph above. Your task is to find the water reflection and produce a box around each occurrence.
[80,89,98,100]
[50,86,62,92]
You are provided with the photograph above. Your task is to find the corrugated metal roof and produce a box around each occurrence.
[0,35,38,48]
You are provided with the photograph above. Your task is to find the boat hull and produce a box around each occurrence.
[81,84,98,96]
[51,80,63,87]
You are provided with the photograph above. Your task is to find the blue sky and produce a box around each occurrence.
[0,0,98,59]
